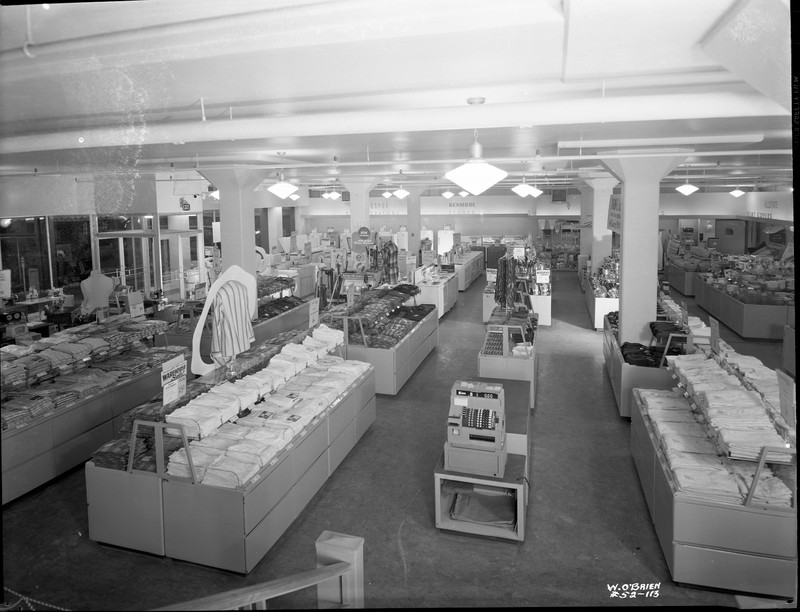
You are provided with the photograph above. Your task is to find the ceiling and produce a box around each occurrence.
[0,0,793,198]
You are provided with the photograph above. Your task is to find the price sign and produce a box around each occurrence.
[536,269,551,284]
[308,297,320,328]
[161,356,187,406]
[680,300,688,326]
[776,369,796,427]
[709,316,720,354]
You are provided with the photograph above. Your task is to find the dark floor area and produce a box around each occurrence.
[2,271,791,610]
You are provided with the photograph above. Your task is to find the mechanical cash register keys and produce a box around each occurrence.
[444,380,506,477]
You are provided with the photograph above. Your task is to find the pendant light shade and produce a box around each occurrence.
[267,175,299,199]
[459,190,469,197]
[288,193,300,201]
[445,133,508,195]
[382,190,393,199]
[328,189,341,200]
[511,175,543,198]
[729,188,745,198]
[675,182,699,196]
[393,187,410,200]
[441,190,454,199]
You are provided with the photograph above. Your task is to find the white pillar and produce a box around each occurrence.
[198,169,270,278]
[579,178,619,273]
[403,186,427,259]
[602,152,688,344]
[340,178,378,236]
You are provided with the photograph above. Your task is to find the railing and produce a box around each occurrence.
[152,531,364,611]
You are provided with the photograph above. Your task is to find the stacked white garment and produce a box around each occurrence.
[275,397,328,429]
[659,431,718,456]
[225,439,281,467]
[301,367,351,393]
[270,352,308,375]
[261,391,302,413]
[328,359,371,379]
[212,379,261,408]
[729,461,794,507]
[302,335,331,358]
[243,368,278,395]
[315,355,345,369]
[237,421,295,446]
[652,420,709,445]
[281,342,319,366]
[639,388,691,412]
[713,429,792,462]
[264,359,296,383]
[687,316,710,337]
[165,404,224,439]
[191,434,240,452]
[166,444,225,480]
[213,422,252,441]
[312,324,345,349]
[305,383,340,406]
[202,454,261,489]
[188,391,241,423]
[252,410,305,436]
[670,462,743,504]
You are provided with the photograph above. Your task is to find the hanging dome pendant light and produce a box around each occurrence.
[445,129,507,195]
[267,152,299,199]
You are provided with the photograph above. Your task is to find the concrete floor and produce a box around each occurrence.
[1,271,790,610]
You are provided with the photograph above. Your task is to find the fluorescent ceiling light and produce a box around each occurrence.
[393,188,410,199]
[676,182,699,196]
[442,190,454,199]
[288,193,300,201]
[557,134,765,148]
[445,133,508,195]
[322,191,331,199]
[511,176,542,198]
[382,190,393,199]
[328,190,342,200]
[729,188,745,198]
[459,190,469,197]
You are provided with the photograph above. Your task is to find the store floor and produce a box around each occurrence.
[1,272,790,610]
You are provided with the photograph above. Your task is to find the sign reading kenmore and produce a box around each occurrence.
[607,195,622,233]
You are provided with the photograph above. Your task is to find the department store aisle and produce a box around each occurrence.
[0,273,764,610]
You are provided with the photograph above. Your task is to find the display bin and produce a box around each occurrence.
[694,276,791,340]
[585,289,619,331]
[630,390,797,599]
[666,263,697,296]
[344,309,439,395]
[453,250,484,291]
[478,314,537,402]
[2,360,183,505]
[434,376,531,542]
[416,274,458,318]
[602,316,673,418]
[527,294,551,326]
[85,368,376,574]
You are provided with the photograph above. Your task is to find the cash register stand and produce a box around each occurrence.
[433,377,532,542]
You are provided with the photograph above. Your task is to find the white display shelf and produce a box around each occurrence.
[415,274,458,318]
[3,358,187,505]
[453,250,484,291]
[344,309,439,395]
[478,313,537,398]
[602,316,673,418]
[630,390,797,599]
[434,377,532,542]
[482,284,496,323]
[527,294,551,326]
[666,263,697,296]
[585,288,619,331]
[86,367,376,574]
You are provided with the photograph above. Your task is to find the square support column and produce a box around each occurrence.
[579,178,618,272]
[340,179,378,235]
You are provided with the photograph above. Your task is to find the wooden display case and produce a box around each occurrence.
[2,358,186,504]
[630,390,797,599]
[666,263,697,296]
[585,288,619,331]
[434,377,532,541]
[453,250,484,291]
[602,316,673,418]
[86,367,376,574]
[694,276,791,340]
[343,309,439,395]
[416,273,458,318]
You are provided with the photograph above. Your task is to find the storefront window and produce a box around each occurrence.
[0,216,51,295]
[50,215,91,287]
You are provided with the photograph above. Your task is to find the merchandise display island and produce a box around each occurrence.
[631,389,796,598]
[415,272,458,318]
[434,377,532,542]
[86,365,376,574]
[479,308,537,403]
[453,250,484,291]
[666,262,699,296]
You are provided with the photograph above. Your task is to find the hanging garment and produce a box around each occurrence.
[382,240,399,284]
[210,280,255,367]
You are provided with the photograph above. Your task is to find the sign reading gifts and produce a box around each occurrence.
[161,355,187,406]
[607,195,622,234]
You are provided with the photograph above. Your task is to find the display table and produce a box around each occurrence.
[694,276,792,339]
[453,251,484,291]
[416,273,458,318]
[434,377,532,541]
[344,308,439,395]
[585,289,619,331]
[86,367,376,573]
[479,310,537,398]
[602,316,672,418]
[527,295,551,326]
[630,390,797,598]
[2,357,187,504]
[666,263,697,296]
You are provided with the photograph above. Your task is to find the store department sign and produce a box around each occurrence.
[607,195,622,234]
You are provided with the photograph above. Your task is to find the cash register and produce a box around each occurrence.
[444,380,507,478]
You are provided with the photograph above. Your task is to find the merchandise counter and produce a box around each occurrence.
[453,250,484,291]
[2,357,187,504]
[86,367,376,574]
[415,273,458,318]
[602,316,673,418]
[434,377,532,541]
[666,263,698,296]
[586,288,619,331]
[479,308,537,397]
[343,308,439,395]
[630,389,797,598]
[694,276,792,339]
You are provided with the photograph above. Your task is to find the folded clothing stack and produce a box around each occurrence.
[3,391,57,420]
[312,324,344,349]
[37,347,74,368]
[1,360,28,387]
[50,341,93,361]
[0,344,35,359]
[91,436,148,470]
[729,460,794,507]
[76,337,110,356]
[165,402,225,439]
